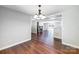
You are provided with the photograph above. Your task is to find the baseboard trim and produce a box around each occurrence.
[54,37,61,40]
[62,42,79,49]
[32,33,37,35]
[0,39,31,51]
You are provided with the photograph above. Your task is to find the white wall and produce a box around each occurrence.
[43,23,48,30]
[54,21,62,39]
[0,6,31,50]
[31,20,37,33]
[62,6,79,48]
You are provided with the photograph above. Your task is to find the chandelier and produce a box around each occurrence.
[33,5,46,20]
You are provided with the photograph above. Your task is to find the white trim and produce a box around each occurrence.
[54,37,61,39]
[0,39,31,51]
[62,42,79,49]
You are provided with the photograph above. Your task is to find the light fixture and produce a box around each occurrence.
[33,5,46,20]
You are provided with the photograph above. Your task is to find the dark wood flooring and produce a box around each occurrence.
[0,30,79,54]
[36,31,79,54]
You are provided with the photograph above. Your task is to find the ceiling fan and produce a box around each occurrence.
[33,5,46,20]
[32,5,62,21]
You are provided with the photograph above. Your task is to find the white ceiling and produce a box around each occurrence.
[2,5,75,16]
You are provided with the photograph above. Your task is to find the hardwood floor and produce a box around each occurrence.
[0,30,79,54]
[36,31,79,54]
[0,39,63,54]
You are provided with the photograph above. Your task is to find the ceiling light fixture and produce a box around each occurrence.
[33,5,46,20]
